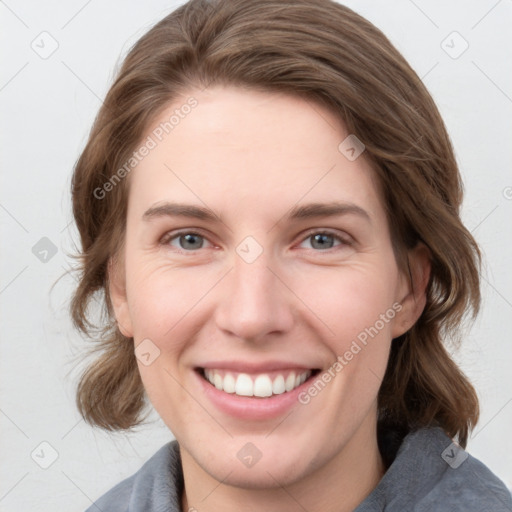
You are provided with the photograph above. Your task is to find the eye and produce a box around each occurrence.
[162,231,213,251]
[298,231,349,251]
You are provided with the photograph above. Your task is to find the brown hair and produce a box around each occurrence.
[70,0,481,451]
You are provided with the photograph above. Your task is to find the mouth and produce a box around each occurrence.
[196,367,321,398]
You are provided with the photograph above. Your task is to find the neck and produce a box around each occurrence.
[180,413,386,512]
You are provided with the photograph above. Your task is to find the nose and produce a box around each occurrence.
[213,252,295,343]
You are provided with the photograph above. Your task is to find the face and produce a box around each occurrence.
[110,86,429,490]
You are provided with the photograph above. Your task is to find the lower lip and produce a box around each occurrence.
[194,370,316,420]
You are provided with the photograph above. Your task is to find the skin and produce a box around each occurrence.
[110,86,431,512]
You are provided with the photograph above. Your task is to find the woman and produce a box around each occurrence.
[70,0,512,510]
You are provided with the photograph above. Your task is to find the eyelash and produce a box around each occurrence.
[159,228,353,254]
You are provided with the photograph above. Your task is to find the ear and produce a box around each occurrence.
[391,242,431,338]
[108,255,134,338]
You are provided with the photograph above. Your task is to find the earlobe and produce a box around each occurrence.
[108,257,134,338]
[391,242,432,338]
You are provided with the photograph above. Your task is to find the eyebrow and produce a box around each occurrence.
[142,202,219,222]
[142,201,371,224]
[286,202,371,223]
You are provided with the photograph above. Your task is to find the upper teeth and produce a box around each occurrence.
[204,369,311,398]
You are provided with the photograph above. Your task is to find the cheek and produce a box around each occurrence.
[294,264,398,418]
[291,261,400,349]
[125,259,218,345]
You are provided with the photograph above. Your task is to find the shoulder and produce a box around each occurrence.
[420,444,512,510]
[84,440,182,512]
[358,426,512,512]
[400,427,512,511]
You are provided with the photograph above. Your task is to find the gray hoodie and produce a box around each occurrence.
[85,426,512,511]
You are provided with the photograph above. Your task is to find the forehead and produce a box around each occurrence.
[127,86,383,222]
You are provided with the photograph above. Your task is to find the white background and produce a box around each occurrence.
[1,1,511,510]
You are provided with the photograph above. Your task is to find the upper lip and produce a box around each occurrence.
[196,360,320,373]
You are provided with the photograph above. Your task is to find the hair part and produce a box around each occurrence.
[70,0,480,449]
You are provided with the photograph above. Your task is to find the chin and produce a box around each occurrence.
[207,453,312,490]
[182,432,325,490]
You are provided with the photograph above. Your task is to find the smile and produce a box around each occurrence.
[199,368,320,398]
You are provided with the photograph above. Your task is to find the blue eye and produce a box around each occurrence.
[300,232,345,250]
[161,230,349,253]
[168,232,208,251]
